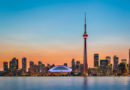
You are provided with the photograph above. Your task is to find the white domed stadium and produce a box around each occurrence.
[48,65,72,76]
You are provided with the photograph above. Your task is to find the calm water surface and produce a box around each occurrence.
[0,77,130,90]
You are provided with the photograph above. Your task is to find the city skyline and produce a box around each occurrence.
[0,0,130,70]
[1,49,130,76]
[1,49,130,71]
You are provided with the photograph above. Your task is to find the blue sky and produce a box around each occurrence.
[0,0,130,67]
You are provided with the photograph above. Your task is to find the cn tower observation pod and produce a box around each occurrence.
[49,65,72,72]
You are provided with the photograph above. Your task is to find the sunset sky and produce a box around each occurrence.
[0,0,130,70]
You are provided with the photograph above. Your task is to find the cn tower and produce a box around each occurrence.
[83,14,88,75]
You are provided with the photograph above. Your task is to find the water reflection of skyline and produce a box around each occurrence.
[0,77,130,90]
[83,77,88,90]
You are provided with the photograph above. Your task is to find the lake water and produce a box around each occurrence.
[0,77,130,90]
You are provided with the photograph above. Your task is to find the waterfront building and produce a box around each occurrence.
[47,64,51,70]
[80,64,84,74]
[94,54,99,67]
[3,62,8,72]
[122,59,128,73]
[88,67,98,76]
[9,60,13,71]
[38,61,43,73]
[42,64,46,73]
[99,60,112,76]
[106,56,111,65]
[45,64,51,73]
[76,61,80,70]
[10,58,18,70]
[29,61,34,76]
[30,61,34,68]
[71,58,76,72]
[9,58,19,75]
[129,49,130,74]
[75,61,80,73]
[118,59,128,75]
[34,65,39,73]
[113,56,119,70]
[83,14,88,75]
[100,60,109,66]
[22,57,27,73]
[48,65,72,76]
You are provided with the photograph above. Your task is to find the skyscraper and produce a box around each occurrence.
[106,56,111,65]
[129,49,130,74]
[38,61,43,72]
[100,60,109,67]
[29,61,34,75]
[22,57,27,72]
[3,62,8,72]
[71,58,75,72]
[11,58,18,70]
[94,54,99,67]
[76,61,80,72]
[9,57,18,75]
[30,61,34,68]
[113,55,118,70]
[121,59,128,73]
[9,60,13,71]
[83,14,88,75]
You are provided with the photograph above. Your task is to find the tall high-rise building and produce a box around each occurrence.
[38,61,43,72]
[3,62,8,72]
[9,60,13,71]
[121,59,128,73]
[76,61,80,68]
[94,54,99,67]
[16,59,18,69]
[9,58,18,75]
[100,60,109,67]
[71,58,75,72]
[100,59,112,76]
[129,49,130,74]
[76,61,80,72]
[113,55,118,70]
[34,65,39,73]
[42,64,45,73]
[83,14,88,75]
[11,58,18,70]
[106,56,111,65]
[47,64,51,71]
[22,57,27,72]
[29,61,34,75]
[30,61,34,68]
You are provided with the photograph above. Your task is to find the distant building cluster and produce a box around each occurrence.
[71,51,130,76]
[1,57,57,76]
[71,50,130,76]
[89,49,130,76]
[1,49,130,76]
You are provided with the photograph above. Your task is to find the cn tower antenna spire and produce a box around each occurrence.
[84,13,87,33]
